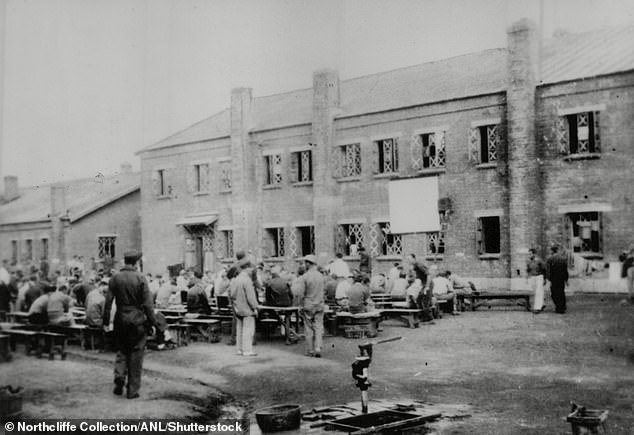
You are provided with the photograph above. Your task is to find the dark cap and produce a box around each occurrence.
[123,250,142,262]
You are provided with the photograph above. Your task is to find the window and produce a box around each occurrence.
[373,138,399,174]
[98,236,116,259]
[469,124,499,164]
[11,240,18,263]
[152,169,171,197]
[424,211,448,257]
[290,150,312,183]
[567,212,602,256]
[335,223,365,256]
[297,226,315,256]
[219,160,232,191]
[24,239,33,261]
[476,216,501,256]
[187,163,210,193]
[263,227,285,258]
[378,222,402,256]
[265,154,283,186]
[333,143,362,178]
[41,239,48,260]
[220,230,234,259]
[557,111,601,156]
[412,131,446,170]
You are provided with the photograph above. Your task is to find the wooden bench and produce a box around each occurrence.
[37,332,67,360]
[182,318,221,343]
[335,312,381,338]
[46,324,91,348]
[6,330,40,355]
[468,291,532,311]
[167,324,191,346]
[380,308,422,328]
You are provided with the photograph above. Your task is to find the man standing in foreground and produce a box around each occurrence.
[546,245,569,314]
[103,251,156,399]
[298,255,325,357]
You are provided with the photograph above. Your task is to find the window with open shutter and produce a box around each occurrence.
[434,131,446,168]
[556,116,569,154]
[287,226,299,258]
[558,111,601,156]
[411,135,423,170]
[593,111,601,153]
[486,125,498,163]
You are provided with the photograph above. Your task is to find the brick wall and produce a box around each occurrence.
[66,190,141,268]
[137,25,634,291]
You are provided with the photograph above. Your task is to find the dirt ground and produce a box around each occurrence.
[2,293,633,434]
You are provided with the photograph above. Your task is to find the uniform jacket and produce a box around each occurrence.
[104,265,156,350]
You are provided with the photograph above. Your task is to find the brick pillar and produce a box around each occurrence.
[312,69,340,261]
[506,19,543,277]
[50,184,67,268]
[230,88,253,256]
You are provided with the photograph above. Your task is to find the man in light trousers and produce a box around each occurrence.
[298,255,325,358]
[229,258,258,357]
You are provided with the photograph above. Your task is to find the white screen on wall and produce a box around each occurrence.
[388,176,440,233]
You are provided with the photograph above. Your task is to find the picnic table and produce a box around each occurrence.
[182,318,221,343]
[371,293,394,309]
[468,291,532,311]
[158,307,188,317]
[257,305,300,344]
[6,312,30,324]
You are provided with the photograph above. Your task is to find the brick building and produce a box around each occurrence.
[138,20,634,291]
[0,168,141,274]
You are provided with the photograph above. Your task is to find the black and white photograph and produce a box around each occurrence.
[0,0,633,433]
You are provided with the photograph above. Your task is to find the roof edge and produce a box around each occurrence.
[69,184,140,224]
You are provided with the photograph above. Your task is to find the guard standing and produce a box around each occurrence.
[103,251,156,399]
[546,245,569,314]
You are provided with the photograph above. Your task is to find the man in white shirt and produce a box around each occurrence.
[328,253,351,279]
[430,270,458,315]
[334,275,352,308]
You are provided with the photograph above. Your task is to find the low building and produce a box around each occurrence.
[0,168,141,275]
[137,20,634,292]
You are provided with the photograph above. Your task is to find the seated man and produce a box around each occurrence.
[47,284,75,325]
[390,270,409,301]
[334,274,352,309]
[430,270,458,315]
[47,286,74,326]
[85,278,108,328]
[186,271,212,316]
[347,274,371,314]
[265,266,293,307]
[156,277,176,308]
[369,273,386,294]
[28,283,53,325]
[323,273,338,306]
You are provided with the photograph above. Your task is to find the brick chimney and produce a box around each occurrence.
[230,87,253,253]
[506,18,543,278]
[312,69,340,257]
[3,176,19,202]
